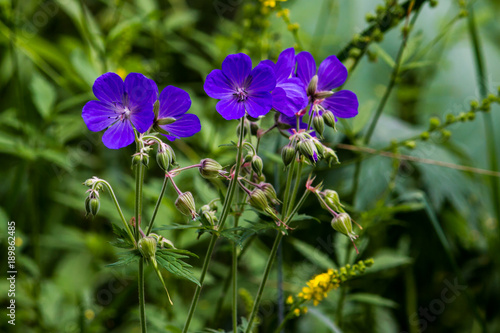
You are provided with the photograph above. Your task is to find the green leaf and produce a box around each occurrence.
[289,237,337,270]
[347,293,399,308]
[156,249,200,286]
[29,72,56,119]
[107,251,140,267]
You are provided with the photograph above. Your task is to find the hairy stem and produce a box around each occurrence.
[146,176,169,236]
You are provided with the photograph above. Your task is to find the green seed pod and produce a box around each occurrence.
[138,236,157,260]
[175,192,197,219]
[199,158,223,179]
[313,114,325,138]
[331,213,357,240]
[281,144,296,167]
[322,110,336,128]
[248,188,270,211]
[251,155,263,176]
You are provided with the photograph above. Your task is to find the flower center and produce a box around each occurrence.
[234,88,248,102]
[120,107,131,121]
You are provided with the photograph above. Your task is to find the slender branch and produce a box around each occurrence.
[146,176,170,236]
[182,117,247,333]
[138,258,147,333]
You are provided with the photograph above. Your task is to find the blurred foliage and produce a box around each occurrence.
[1,0,500,332]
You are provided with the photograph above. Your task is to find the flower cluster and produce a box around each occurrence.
[82,72,201,149]
[290,259,374,309]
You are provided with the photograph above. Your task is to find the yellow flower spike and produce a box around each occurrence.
[286,295,294,304]
[293,308,301,316]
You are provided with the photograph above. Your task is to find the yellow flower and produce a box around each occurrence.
[286,295,294,304]
[293,308,300,316]
[297,269,341,306]
[260,0,287,8]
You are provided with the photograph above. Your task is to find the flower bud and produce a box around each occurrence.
[313,114,325,138]
[322,110,336,128]
[331,213,357,240]
[199,158,223,179]
[244,153,253,163]
[307,75,318,97]
[248,188,270,211]
[250,121,259,136]
[132,153,149,168]
[251,155,263,176]
[156,146,172,172]
[200,207,218,226]
[175,191,197,219]
[297,140,318,164]
[156,117,176,125]
[261,183,280,205]
[83,177,99,187]
[281,144,296,167]
[312,139,325,158]
[323,190,342,212]
[236,122,248,138]
[138,236,157,260]
[429,117,440,130]
[323,147,339,166]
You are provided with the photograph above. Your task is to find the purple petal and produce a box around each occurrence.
[82,100,119,132]
[275,48,295,83]
[221,53,252,88]
[245,91,273,118]
[260,59,275,71]
[204,69,235,99]
[159,86,192,118]
[161,113,201,141]
[102,120,135,149]
[321,90,358,119]
[130,102,154,133]
[93,72,124,104]
[317,55,348,91]
[246,63,276,93]
[295,52,316,88]
[274,77,308,116]
[216,97,246,120]
[124,73,157,111]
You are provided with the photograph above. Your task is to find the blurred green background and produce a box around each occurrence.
[1,0,500,332]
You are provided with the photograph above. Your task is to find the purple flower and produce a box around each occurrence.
[260,48,308,117]
[295,52,358,121]
[204,53,276,120]
[155,86,201,141]
[82,72,156,149]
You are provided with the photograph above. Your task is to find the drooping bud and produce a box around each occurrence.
[322,190,343,212]
[248,188,270,211]
[313,114,325,138]
[261,183,280,205]
[199,205,218,226]
[307,75,318,97]
[175,191,197,219]
[281,144,296,167]
[250,122,259,136]
[85,191,100,218]
[156,144,173,172]
[199,158,223,179]
[322,110,336,128]
[323,147,339,166]
[331,213,357,240]
[251,155,263,176]
[138,236,157,260]
[244,153,253,164]
[297,139,318,164]
[83,177,99,187]
[312,138,325,158]
[132,153,149,168]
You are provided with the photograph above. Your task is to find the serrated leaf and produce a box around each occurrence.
[107,251,140,267]
[156,249,200,286]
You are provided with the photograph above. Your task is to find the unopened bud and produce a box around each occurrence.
[312,139,325,158]
[175,192,197,219]
[322,110,336,128]
[331,213,357,240]
[313,114,325,138]
[307,75,318,97]
[314,91,334,99]
[251,155,263,176]
[323,147,339,166]
[138,236,157,260]
[322,190,342,212]
[248,188,270,211]
[261,183,280,205]
[297,140,318,164]
[281,144,296,167]
[429,117,440,130]
[199,158,223,179]
[250,122,259,136]
[156,146,173,172]
[236,122,248,138]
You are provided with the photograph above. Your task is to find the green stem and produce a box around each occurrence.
[467,5,500,236]
[281,161,296,218]
[232,199,240,332]
[245,232,284,333]
[139,258,147,333]
[97,180,136,246]
[146,176,170,236]
[135,163,145,241]
[182,117,246,333]
[287,163,304,217]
